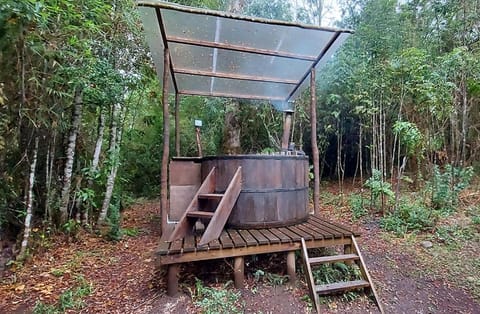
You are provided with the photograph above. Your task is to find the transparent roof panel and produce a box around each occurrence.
[137,0,352,104]
[170,43,311,81]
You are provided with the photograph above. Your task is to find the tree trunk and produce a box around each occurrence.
[223,101,242,154]
[98,103,121,224]
[310,69,320,214]
[81,108,106,225]
[59,88,83,224]
[92,109,106,174]
[45,131,56,223]
[18,137,39,260]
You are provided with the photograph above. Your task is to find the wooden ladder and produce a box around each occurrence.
[301,236,384,313]
[168,166,242,246]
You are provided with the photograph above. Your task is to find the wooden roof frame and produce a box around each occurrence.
[136,0,352,231]
[137,0,353,103]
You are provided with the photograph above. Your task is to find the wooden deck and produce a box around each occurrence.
[157,215,361,296]
[157,215,359,265]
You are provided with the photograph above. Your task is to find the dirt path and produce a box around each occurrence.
[1,199,479,313]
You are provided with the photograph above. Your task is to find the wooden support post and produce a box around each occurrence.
[310,68,320,214]
[195,127,203,157]
[167,264,179,297]
[344,244,352,254]
[281,111,293,150]
[161,48,171,234]
[233,256,244,289]
[175,94,180,157]
[287,251,296,284]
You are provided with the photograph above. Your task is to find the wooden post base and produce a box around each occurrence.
[167,264,179,297]
[234,256,244,289]
[287,251,296,284]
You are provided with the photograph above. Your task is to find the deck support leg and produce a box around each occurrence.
[344,243,353,265]
[167,264,179,297]
[344,244,352,254]
[287,251,296,284]
[233,256,244,289]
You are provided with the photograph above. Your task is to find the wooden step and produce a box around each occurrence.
[198,193,224,200]
[309,254,359,265]
[315,280,370,295]
[186,211,214,219]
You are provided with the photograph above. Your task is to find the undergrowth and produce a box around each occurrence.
[190,279,243,314]
[33,275,93,314]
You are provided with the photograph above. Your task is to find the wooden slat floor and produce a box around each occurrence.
[157,215,360,265]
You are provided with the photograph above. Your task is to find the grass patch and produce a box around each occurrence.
[191,279,243,314]
[33,275,93,314]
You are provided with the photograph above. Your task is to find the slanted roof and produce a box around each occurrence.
[137,0,352,105]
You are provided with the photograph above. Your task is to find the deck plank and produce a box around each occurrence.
[258,229,281,244]
[207,238,221,250]
[169,239,183,254]
[183,235,196,253]
[158,240,171,255]
[300,220,334,239]
[309,216,346,237]
[288,224,315,240]
[227,229,247,247]
[315,217,359,236]
[278,227,302,241]
[219,230,234,248]
[238,229,258,246]
[269,228,291,243]
[295,223,324,240]
[248,229,270,245]
[307,217,343,238]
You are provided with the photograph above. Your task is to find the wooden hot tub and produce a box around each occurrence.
[201,155,309,228]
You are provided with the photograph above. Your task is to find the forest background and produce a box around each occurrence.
[0,0,479,261]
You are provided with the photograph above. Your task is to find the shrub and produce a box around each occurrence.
[192,279,243,314]
[428,165,473,214]
[365,169,394,211]
[348,193,368,221]
[381,199,436,235]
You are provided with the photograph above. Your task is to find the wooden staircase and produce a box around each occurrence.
[168,166,242,246]
[301,236,384,313]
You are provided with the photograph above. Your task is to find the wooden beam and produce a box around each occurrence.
[310,68,320,214]
[281,111,293,150]
[178,90,286,101]
[174,68,298,85]
[234,256,244,289]
[287,251,296,284]
[168,35,317,62]
[161,47,171,234]
[167,264,179,297]
[286,32,341,102]
[175,94,180,156]
[155,8,178,94]
[158,238,352,264]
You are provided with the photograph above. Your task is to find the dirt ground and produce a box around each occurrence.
[1,187,480,313]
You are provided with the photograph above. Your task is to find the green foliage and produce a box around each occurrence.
[33,275,92,314]
[62,220,81,238]
[365,170,394,210]
[311,262,362,302]
[192,279,243,314]
[348,193,368,221]
[381,199,436,235]
[253,269,288,286]
[435,225,475,247]
[393,121,423,156]
[427,165,473,213]
[106,197,122,241]
[123,227,140,237]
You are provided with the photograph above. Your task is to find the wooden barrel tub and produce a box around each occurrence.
[201,155,309,229]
